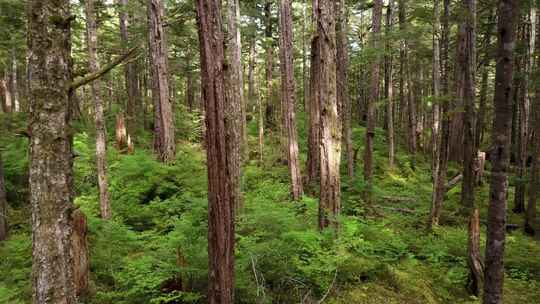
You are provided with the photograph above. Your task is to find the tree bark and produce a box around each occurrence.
[84,0,112,220]
[316,0,341,230]
[364,0,383,203]
[148,0,176,163]
[118,0,141,139]
[483,1,518,303]
[11,52,20,112]
[279,0,303,201]
[71,209,89,297]
[337,0,353,179]
[225,0,245,208]
[28,0,77,302]
[385,1,395,169]
[306,14,320,188]
[195,0,235,302]
[0,153,7,242]
[429,0,451,229]
[264,0,275,131]
[431,0,441,185]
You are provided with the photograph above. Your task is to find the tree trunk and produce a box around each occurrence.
[429,0,451,229]
[0,153,7,241]
[306,23,320,188]
[148,0,176,163]
[431,0,441,185]
[264,0,275,131]
[385,2,395,169]
[71,209,89,297]
[483,1,518,303]
[513,7,535,214]
[28,0,77,302]
[316,0,341,230]
[364,0,383,203]
[225,0,245,208]
[118,0,141,139]
[186,57,195,112]
[1,76,12,113]
[279,0,303,201]
[337,0,353,179]
[84,0,112,220]
[195,0,235,302]
[11,52,20,112]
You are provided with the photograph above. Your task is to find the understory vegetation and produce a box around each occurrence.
[1,112,539,304]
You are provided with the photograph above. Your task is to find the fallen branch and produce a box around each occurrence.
[317,269,338,304]
[70,46,139,91]
[445,173,463,193]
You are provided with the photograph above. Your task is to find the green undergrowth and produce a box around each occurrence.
[0,112,539,303]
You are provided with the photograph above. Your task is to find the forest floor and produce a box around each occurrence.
[1,112,540,303]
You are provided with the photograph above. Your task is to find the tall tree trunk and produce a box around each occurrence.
[84,0,112,220]
[118,0,141,139]
[71,209,89,297]
[302,0,309,111]
[317,0,341,230]
[0,153,7,241]
[225,0,245,208]
[279,0,303,201]
[398,1,407,133]
[514,7,535,214]
[429,0,451,229]
[195,0,235,302]
[364,0,383,203]
[148,0,176,163]
[11,52,20,112]
[186,57,195,112]
[456,0,482,295]
[306,10,320,188]
[385,1,395,169]
[525,7,540,236]
[1,75,12,113]
[431,0,441,185]
[337,0,353,179]
[483,1,518,303]
[28,0,77,302]
[264,0,275,131]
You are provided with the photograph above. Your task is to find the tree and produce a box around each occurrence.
[118,0,141,138]
[28,0,77,302]
[278,0,303,201]
[84,0,111,220]
[431,0,441,186]
[195,0,235,302]
[306,3,320,189]
[147,0,176,163]
[364,0,383,203]
[429,0,451,229]
[0,152,7,241]
[385,1,395,169]
[225,0,244,208]
[317,0,341,230]
[456,0,482,294]
[484,1,518,303]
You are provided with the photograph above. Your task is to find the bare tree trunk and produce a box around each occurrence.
[186,57,195,112]
[28,0,77,302]
[337,0,353,179]
[195,0,235,302]
[71,209,89,297]
[148,0,176,163]
[0,153,7,241]
[456,0,482,295]
[429,0,451,229]
[225,0,245,208]
[118,0,140,139]
[302,0,309,111]
[364,0,383,203]
[514,7,535,214]
[264,0,275,131]
[483,1,518,303]
[1,75,12,113]
[431,0,441,185]
[385,2,395,169]
[11,52,20,112]
[306,15,320,189]
[279,0,303,201]
[317,0,341,230]
[84,0,111,220]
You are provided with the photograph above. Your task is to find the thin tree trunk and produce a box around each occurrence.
[317,0,341,230]
[195,0,235,302]
[84,0,111,220]
[431,0,441,185]
[429,0,451,229]
[483,1,518,303]
[364,0,383,203]
[1,75,12,113]
[514,7,535,214]
[337,0,352,178]
[28,0,77,302]
[306,13,320,188]
[11,52,20,112]
[264,0,275,131]
[118,0,141,139]
[0,153,7,241]
[148,0,176,163]
[279,0,303,201]
[385,2,395,169]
